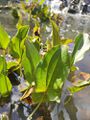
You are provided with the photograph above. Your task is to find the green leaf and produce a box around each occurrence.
[35,45,69,102]
[68,86,84,94]
[32,93,48,103]
[22,51,32,84]
[32,90,60,103]
[25,40,40,71]
[0,56,7,74]
[60,39,73,45]
[51,20,60,46]
[39,0,45,5]
[35,46,60,92]
[46,46,69,101]
[0,74,12,97]
[68,79,90,94]
[47,45,69,88]
[61,45,70,69]
[0,57,12,97]
[25,40,40,82]
[47,89,60,103]
[16,25,29,40]
[11,25,29,58]
[7,61,18,70]
[25,0,29,2]
[71,33,90,64]
[53,78,63,90]
[0,25,10,49]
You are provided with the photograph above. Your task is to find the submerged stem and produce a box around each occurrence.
[27,95,44,120]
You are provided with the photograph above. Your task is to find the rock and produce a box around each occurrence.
[68,5,79,13]
[68,0,80,13]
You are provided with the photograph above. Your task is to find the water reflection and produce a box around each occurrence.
[0,9,17,36]
[64,96,77,120]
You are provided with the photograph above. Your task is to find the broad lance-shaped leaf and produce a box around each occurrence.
[61,45,70,69]
[25,40,40,70]
[0,74,12,97]
[35,45,69,102]
[25,40,40,80]
[47,46,69,101]
[35,46,60,92]
[51,20,60,46]
[71,33,90,64]
[0,56,12,97]
[46,45,70,88]
[0,25,10,49]
[11,25,29,57]
[22,50,32,83]
[71,34,83,64]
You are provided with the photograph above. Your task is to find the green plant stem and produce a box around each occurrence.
[20,63,22,78]
[64,95,72,105]
[27,95,44,120]
[19,53,23,78]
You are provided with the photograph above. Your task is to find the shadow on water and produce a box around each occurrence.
[50,92,78,120]
[64,96,77,120]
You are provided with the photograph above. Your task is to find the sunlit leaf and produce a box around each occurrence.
[22,50,32,83]
[25,0,29,2]
[25,40,41,83]
[11,25,29,58]
[71,33,90,64]
[7,61,18,70]
[25,40,40,70]
[47,45,69,101]
[68,86,84,94]
[61,39,73,45]
[68,79,90,94]
[0,74,12,97]
[46,40,52,51]
[70,65,77,72]
[39,0,45,5]
[0,56,7,74]
[35,45,60,92]
[51,20,60,46]
[35,45,70,102]
[0,25,10,49]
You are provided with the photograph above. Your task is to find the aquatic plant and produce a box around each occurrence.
[0,1,90,119]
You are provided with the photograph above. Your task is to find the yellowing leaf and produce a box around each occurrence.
[20,87,34,101]
[60,39,73,45]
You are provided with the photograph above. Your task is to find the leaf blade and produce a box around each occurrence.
[51,20,60,46]
[0,25,10,49]
[0,74,12,97]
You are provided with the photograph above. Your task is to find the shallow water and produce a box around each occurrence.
[0,0,18,36]
[0,9,17,36]
[0,1,90,120]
